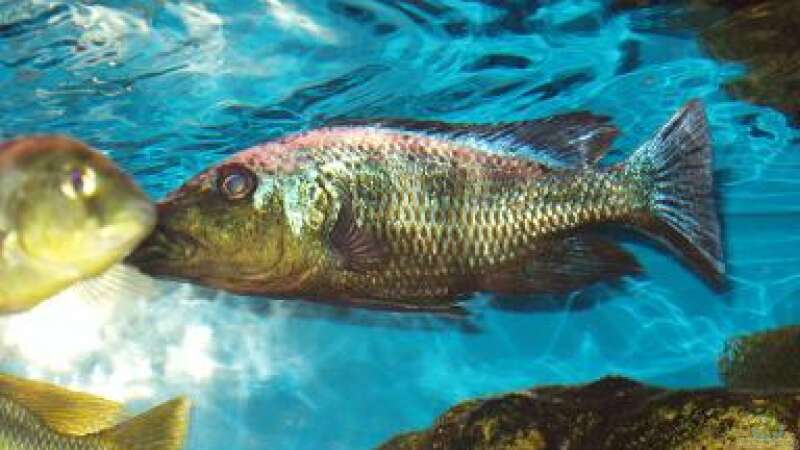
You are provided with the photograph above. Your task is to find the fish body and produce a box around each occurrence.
[0,373,189,450]
[129,101,723,312]
[0,136,155,313]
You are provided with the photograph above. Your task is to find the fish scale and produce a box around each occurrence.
[324,139,635,301]
[0,397,109,450]
[0,373,189,450]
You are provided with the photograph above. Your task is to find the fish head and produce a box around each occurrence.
[7,136,156,277]
[127,156,322,294]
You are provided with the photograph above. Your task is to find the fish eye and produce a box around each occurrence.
[217,164,256,200]
[61,167,97,199]
[71,169,84,192]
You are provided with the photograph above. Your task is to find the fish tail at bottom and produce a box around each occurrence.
[623,100,725,288]
[97,396,190,450]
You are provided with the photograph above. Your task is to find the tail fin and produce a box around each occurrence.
[99,396,190,450]
[625,100,725,288]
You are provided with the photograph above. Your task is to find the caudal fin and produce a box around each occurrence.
[99,396,190,450]
[625,100,725,288]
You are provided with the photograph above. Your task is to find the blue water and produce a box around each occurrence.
[1,0,800,449]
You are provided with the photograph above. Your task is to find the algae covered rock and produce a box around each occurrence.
[377,376,800,450]
[720,325,800,390]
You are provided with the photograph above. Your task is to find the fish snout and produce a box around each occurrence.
[116,196,157,237]
[125,219,201,272]
[155,197,181,220]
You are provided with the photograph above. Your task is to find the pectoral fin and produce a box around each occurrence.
[0,373,124,435]
[330,194,390,272]
[481,235,642,295]
[74,264,158,305]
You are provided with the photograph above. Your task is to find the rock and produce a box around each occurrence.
[376,376,800,449]
[610,0,800,126]
[700,1,800,126]
[720,325,800,390]
[611,0,763,12]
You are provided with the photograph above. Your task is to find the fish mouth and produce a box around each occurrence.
[124,223,203,272]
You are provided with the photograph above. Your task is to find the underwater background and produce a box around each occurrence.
[1,0,799,449]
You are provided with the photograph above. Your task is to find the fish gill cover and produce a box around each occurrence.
[0,0,798,449]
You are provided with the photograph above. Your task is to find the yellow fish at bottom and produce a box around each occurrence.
[0,373,189,450]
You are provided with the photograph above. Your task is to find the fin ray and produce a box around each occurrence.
[98,396,190,450]
[329,112,619,168]
[625,100,725,288]
[330,194,390,272]
[73,264,157,305]
[0,373,124,435]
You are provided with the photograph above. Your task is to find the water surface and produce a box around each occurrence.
[1,1,799,449]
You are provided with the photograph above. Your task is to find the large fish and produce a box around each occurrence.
[128,101,723,312]
[0,373,189,449]
[0,136,155,313]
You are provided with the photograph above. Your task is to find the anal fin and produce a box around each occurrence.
[481,235,642,296]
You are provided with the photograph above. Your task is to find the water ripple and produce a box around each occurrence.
[1,1,800,449]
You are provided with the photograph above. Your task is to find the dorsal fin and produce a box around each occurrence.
[328,112,618,168]
[0,373,124,435]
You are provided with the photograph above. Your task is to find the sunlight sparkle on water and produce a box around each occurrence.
[0,271,302,404]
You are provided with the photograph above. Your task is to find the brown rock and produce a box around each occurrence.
[377,377,800,450]
[720,325,800,390]
[611,0,800,125]
[612,0,765,12]
[700,0,800,126]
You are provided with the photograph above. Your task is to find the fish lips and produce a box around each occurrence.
[125,225,276,292]
[125,223,202,273]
